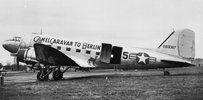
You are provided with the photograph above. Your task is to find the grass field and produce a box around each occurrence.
[0,67,203,100]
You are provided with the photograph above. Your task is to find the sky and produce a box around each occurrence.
[0,0,202,65]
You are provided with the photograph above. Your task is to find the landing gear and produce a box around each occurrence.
[163,71,170,76]
[53,69,63,81]
[37,69,49,81]
[52,66,70,81]
[36,64,52,81]
[36,64,71,81]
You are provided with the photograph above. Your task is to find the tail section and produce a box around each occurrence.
[158,29,195,59]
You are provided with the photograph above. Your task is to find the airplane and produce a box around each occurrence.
[2,28,195,81]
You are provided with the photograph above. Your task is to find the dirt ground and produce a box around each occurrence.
[0,67,203,100]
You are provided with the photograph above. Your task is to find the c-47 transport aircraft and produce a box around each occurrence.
[2,28,195,81]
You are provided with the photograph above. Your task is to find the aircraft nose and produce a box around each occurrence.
[2,40,20,53]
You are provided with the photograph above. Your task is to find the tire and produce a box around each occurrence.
[37,69,49,81]
[53,70,63,81]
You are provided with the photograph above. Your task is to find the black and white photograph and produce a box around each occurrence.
[0,0,203,100]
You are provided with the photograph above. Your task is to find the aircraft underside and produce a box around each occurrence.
[35,62,192,81]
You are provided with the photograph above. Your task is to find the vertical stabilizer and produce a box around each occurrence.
[178,29,195,58]
[158,29,195,59]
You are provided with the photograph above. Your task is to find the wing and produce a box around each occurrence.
[34,43,95,68]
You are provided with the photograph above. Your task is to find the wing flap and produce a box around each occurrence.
[68,56,95,68]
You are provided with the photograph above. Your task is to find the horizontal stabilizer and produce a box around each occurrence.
[161,60,194,66]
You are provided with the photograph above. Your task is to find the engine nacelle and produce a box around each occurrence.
[17,48,37,64]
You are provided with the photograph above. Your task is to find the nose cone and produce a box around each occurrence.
[2,40,20,53]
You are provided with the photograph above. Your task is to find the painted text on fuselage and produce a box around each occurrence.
[33,36,101,50]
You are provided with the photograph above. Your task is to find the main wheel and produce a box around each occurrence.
[53,70,63,81]
[164,71,170,76]
[37,69,49,81]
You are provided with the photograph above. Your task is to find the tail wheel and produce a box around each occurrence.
[37,69,49,81]
[53,70,63,81]
[164,71,170,76]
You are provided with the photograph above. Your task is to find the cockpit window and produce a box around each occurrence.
[6,36,22,41]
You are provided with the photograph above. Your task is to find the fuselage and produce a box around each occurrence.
[3,33,192,70]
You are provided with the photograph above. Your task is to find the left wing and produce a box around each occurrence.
[34,43,95,68]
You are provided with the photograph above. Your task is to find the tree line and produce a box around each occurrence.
[0,63,27,71]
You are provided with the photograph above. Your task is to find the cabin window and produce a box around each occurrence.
[86,50,91,54]
[57,46,61,50]
[96,52,100,55]
[76,49,81,53]
[66,47,71,51]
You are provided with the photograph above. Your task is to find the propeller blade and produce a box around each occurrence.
[16,57,20,70]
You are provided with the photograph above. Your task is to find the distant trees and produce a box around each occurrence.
[194,58,203,67]
[0,63,3,69]
[0,63,27,71]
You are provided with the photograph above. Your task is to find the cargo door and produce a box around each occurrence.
[100,43,123,64]
[110,46,123,64]
[100,43,112,63]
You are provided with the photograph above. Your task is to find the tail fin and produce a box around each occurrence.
[158,29,195,59]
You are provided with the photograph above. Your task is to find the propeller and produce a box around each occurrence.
[12,37,23,70]
[12,29,42,70]
[16,56,20,70]
[13,56,20,70]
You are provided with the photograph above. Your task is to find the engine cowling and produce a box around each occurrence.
[16,48,36,64]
